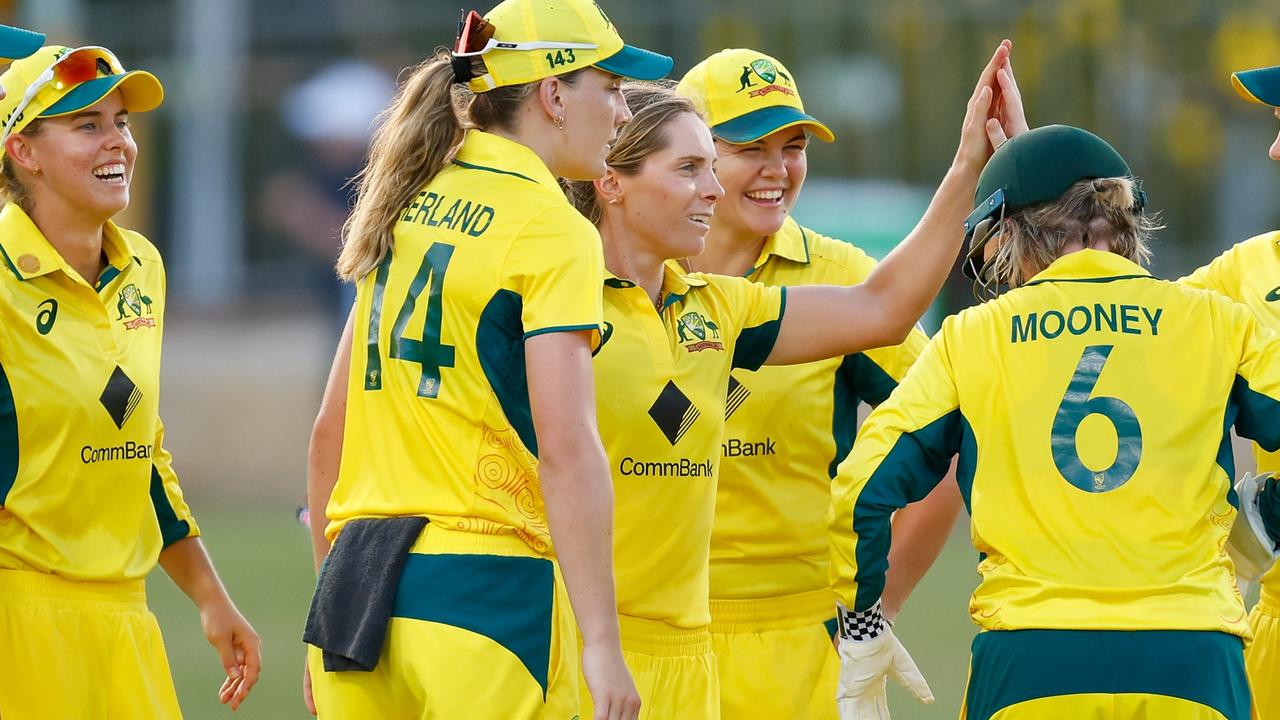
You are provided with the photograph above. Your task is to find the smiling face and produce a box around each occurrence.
[612,111,723,260]
[709,126,808,240]
[556,68,632,180]
[13,89,135,223]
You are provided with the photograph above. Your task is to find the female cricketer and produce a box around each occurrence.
[561,41,1013,718]
[1179,63,1280,720]
[672,47,1022,718]
[0,45,261,716]
[829,124,1280,719]
[302,1,671,717]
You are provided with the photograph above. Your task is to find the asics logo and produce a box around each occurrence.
[1266,284,1280,302]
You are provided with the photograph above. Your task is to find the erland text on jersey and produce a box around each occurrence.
[399,191,495,236]
[1011,304,1162,344]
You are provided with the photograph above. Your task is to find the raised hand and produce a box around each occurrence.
[987,42,1029,148]
[954,40,1012,172]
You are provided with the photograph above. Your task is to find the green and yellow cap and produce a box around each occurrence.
[455,0,672,93]
[1231,65,1280,107]
[675,48,834,144]
[0,25,43,60]
[0,45,163,145]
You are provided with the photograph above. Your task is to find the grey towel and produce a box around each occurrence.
[302,516,428,671]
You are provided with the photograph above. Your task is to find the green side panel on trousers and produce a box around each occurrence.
[393,552,555,698]
[964,629,1250,720]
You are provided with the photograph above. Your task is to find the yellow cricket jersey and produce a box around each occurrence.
[831,249,1280,637]
[325,130,605,556]
[0,203,197,581]
[710,218,927,600]
[1180,231,1280,590]
[594,262,784,628]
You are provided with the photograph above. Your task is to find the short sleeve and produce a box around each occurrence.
[709,275,785,371]
[506,205,606,347]
[1231,309,1280,453]
[150,419,200,547]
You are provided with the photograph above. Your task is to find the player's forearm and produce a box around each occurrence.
[881,462,963,620]
[308,309,354,571]
[159,536,236,612]
[307,415,342,571]
[541,448,624,649]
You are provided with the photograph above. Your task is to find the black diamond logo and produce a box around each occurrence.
[725,375,751,420]
[648,381,700,446]
[100,366,142,429]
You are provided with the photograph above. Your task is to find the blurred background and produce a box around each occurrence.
[9,0,1278,717]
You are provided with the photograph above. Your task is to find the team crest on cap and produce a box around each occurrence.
[676,311,723,352]
[116,283,155,330]
[736,58,795,99]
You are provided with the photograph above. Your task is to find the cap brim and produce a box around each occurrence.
[712,105,836,144]
[41,70,165,117]
[1231,66,1280,107]
[0,26,44,60]
[594,44,673,81]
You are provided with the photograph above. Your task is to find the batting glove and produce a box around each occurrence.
[836,600,933,720]
[1227,472,1280,584]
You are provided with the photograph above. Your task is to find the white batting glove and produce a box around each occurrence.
[836,601,933,720]
[1227,472,1280,583]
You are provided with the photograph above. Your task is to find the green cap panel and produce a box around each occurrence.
[974,125,1134,214]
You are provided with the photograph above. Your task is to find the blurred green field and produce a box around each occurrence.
[147,503,318,720]
[148,505,982,719]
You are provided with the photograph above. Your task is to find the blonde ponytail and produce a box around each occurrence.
[337,52,464,282]
[337,51,588,281]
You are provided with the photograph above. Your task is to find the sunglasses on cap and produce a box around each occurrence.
[452,9,596,57]
[2,46,123,141]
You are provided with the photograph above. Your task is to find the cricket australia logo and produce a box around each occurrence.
[115,283,156,330]
[736,58,795,99]
[676,311,723,353]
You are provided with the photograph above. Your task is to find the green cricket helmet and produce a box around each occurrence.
[962,124,1145,279]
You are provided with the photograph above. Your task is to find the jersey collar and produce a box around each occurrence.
[1022,248,1151,286]
[603,261,708,310]
[747,216,811,276]
[452,129,562,195]
[0,202,140,283]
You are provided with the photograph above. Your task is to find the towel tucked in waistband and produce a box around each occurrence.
[302,516,428,672]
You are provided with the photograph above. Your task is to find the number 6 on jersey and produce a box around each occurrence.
[1051,344,1143,492]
